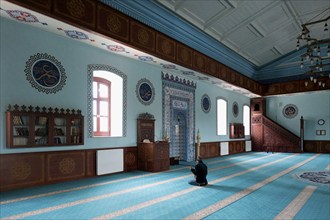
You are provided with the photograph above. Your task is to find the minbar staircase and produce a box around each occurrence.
[252,115,301,153]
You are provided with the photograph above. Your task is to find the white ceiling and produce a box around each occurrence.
[156,0,330,67]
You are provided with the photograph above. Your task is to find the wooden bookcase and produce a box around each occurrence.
[6,105,84,148]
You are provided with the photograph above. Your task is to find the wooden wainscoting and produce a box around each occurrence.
[0,146,137,192]
[304,140,330,153]
[197,141,247,159]
[229,141,246,154]
[197,142,220,159]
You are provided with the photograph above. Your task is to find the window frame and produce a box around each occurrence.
[216,97,227,136]
[243,104,250,136]
[93,77,111,136]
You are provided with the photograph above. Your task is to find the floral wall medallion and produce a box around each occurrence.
[232,101,239,118]
[25,53,66,94]
[282,104,298,119]
[136,78,155,105]
[201,94,210,113]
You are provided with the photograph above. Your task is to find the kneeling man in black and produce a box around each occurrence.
[189,156,208,186]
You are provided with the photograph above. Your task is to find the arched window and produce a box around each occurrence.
[243,105,250,136]
[87,65,127,137]
[217,98,227,135]
[93,77,111,136]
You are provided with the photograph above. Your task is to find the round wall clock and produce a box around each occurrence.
[25,53,66,94]
[201,94,211,113]
[317,119,325,125]
[232,102,239,118]
[136,78,155,105]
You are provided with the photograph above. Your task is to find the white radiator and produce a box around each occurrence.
[245,140,252,152]
[97,149,124,175]
[220,142,229,156]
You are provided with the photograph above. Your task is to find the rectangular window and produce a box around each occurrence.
[217,99,227,135]
[93,77,111,136]
[243,105,250,136]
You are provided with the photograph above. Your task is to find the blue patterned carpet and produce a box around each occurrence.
[1,152,329,220]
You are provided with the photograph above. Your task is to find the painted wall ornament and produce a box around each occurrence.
[136,78,155,105]
[201,94,211,113]
[232,101,239,118]
[282,104,298,119]
[25,53,66,94]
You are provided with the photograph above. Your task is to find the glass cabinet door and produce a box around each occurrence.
[12,115,30,146]
[34,116,49,145]
[54,117,67,144]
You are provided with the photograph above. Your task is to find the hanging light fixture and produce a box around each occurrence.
[297,14,330,89]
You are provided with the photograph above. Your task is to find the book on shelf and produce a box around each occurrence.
[13,137,28,145]
[54,128,65,136]
[15,127,29,136]
[53,137,62,144]
[71,135,80,144]
[35,128,47,136]
[13,116,23,125]
[36,116,48,125]
[35,137,48,145]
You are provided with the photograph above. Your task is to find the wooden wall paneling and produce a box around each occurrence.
[229,69,237,84]
[86,150,96,177]
[207,58,218,77]
[321,141,330,153]
[96,3,130,43]
[229,141,245,154]
[198,142,220,159]
[280,81,300,94]
[193,51,207,72]
[0,153,45,191]
[8,0,52,13]
[46,151,85,183]
[53,0,96,30]
[156,33,176,62]
[237,74,244,88]
[130,20,155,53]
[218,64,226,80]
[262,83,281,96]
[304,140,330,153]
[176,43,193,68]
[124,147,138,171]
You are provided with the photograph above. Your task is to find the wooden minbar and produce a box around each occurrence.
[137,113,169,172]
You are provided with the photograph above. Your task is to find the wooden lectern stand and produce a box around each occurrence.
[137,113,169,172]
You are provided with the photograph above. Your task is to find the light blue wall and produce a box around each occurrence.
[195,80,250,141]
[0,18,250,154]
[265,92,330,140]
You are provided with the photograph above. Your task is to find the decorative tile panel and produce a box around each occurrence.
[162,72,196,161]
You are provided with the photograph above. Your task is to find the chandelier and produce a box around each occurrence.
[296,13,330,88]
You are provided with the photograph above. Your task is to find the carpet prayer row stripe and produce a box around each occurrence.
[91,154,298,219]
[183,154,319,220]
[0,152,257,205]
[274,185,317,220]
[1,153,273,219]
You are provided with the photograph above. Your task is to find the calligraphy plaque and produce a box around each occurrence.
[25,53,66,94]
